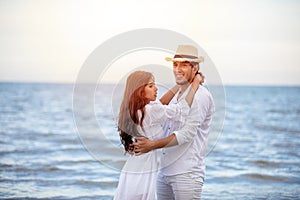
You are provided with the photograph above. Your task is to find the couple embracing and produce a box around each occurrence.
[114,45,215,200]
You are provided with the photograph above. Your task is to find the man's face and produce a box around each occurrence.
[173,61,198,85]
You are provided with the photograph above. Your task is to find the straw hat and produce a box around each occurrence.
[165,45,204,63]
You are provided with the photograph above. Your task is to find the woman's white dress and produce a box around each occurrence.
[114,100,189,200]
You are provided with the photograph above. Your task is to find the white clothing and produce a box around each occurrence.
[160,85,215,178]
[114,100,190,200]
[157,171,204,200]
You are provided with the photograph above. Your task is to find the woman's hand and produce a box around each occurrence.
[193,72,205,85]
[191,72,205,93]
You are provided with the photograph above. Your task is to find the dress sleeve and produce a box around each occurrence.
[146,99,190,125]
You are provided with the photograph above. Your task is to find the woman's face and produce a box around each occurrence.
[144,77,158,101]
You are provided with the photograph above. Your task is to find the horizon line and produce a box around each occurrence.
[0,80,300,87]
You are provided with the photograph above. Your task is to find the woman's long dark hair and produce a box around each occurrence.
[118,71,153,152]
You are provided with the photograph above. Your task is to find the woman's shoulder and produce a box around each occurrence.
[145,99,163,110]
[144,100,165,121]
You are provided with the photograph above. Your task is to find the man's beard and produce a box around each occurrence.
[176,80,189,85]
[175,76,192,85]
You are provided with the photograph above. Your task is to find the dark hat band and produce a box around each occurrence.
[174,54,198,59]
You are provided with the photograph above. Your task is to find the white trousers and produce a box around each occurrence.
[156,171,204,200]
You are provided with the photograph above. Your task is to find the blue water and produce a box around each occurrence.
[0,83,299,199]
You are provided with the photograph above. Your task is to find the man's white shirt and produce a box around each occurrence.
[160,85,215,178]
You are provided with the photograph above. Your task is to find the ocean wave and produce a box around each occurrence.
[254,124,300,134]
[75,180,117,188]
[209,173,298,184]
[242,173,295,183]
[2,165,64,173]
[249,160,281,167]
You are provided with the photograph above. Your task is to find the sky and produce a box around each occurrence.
[0,0,300,85]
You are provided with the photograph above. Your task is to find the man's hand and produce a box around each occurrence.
[132,137,154,155]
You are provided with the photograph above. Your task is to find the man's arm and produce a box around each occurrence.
[133,134,178,155]
[174,90,213,145]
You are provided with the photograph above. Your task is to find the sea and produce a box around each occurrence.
[0,82,299,200]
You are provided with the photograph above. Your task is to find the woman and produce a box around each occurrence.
[114,70,202,200]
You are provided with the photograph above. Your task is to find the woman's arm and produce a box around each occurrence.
[159,85,180,105]
[160,73,203,106]
[184,74,202,107]
[151,73,203,123]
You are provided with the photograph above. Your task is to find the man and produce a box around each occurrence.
[133,44,215,199]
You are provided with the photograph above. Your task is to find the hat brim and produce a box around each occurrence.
[165,56,204,63]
